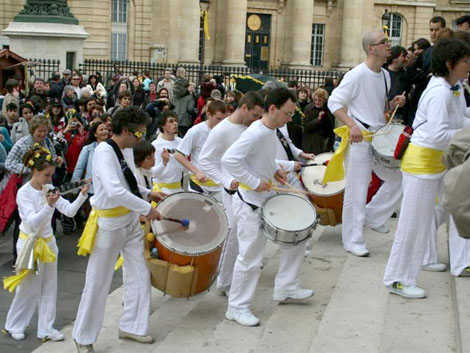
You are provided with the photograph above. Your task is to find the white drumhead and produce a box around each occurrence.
[371,124,404,157]
[262,194,316,231]
[151,192,228,255]
[302,152,345,196]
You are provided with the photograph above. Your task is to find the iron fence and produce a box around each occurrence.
[27,58,60,81]
[79,59,341,90]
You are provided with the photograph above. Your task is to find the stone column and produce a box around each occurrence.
[338,0,365,68]
[178,0,200,64]
[222,0,247,66]
[288,0,314,69]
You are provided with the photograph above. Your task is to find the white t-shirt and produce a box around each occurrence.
[199,117,247,190]
[275,125,303,172]
[91,142,151,230]
[151,136,185,184]
[18,182,87,238]
[222,119,278,207]
[412,76,470,151]
[328,62,390,132]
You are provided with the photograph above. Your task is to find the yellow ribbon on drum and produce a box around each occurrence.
[3,233,56,293]
[322,125,373,184]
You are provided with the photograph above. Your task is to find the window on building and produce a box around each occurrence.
[311,24,325,67]
[111,0,128,61]
[389,13,403,47]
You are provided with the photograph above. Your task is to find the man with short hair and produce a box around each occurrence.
[2,78,20,115]
[199,92,265,295]
[71,74,82,99]
[429,16,446,44]
[108,90,132,117]
[175,100,228,199]
[157,68,174,99]
[327,30,405,257]
[456,15,470,33]
[73,106,163,353]
[222,88,314,327]
[386,46,411,124]
[60,69,72,89]
[4,102,19,134]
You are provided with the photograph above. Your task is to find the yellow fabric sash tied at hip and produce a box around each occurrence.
[3,232,56,293]
[322,125,373,184]
[77,206,131,256]
[401,143,445,175]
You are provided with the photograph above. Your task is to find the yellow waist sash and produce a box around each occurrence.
[401,143,445,175]
[322,125,373,184]
[239,180,272,191]
[153,181,181,192]
[189,175,220,187]
[3,232,56,293]
[77,206,131,256]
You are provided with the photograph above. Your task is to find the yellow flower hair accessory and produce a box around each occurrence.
[28,160,34,167]
[34,152,40,158]
[46,155,52,162]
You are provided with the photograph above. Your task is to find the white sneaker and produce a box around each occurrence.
[304,249,312,257]
[118,329,154,343]
[225,308,260,327]
[388,282,426,299]
[422,263,446,272]
[39,328,64,342]
[74,339,95,353]
[348,247,370,257]
[369,224,390,234]
[273,288,315,302]
[11,332,25,341]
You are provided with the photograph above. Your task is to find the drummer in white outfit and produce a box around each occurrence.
[383,38,470,298]
[73,107,163,353]
[175,100,227,200]
[199,92,265,294]
[327,30,406,257]
[222,88,314,327]
[151,112,185,194]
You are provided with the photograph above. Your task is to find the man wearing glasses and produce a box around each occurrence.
[71,74,82,99]
[221,88,314,327]
[73,107,163,353]
[327,30,406,257]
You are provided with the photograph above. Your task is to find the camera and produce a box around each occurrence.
[71,122,79,127]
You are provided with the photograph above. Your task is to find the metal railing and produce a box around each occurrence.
[79,60,341,89]
[27,58,60,81]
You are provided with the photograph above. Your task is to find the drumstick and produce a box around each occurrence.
[301,162,328,167]
[161,217,190,227]
[385,91,406,129]
[270,185,310,195]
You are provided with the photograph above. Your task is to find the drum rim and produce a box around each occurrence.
[370,123,404,151]
[261,193,317,233]
[371,123,404,170]
[152,191,229,256]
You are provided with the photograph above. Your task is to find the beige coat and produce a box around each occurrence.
[442,128,470,238]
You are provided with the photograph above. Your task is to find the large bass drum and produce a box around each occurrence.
[147,192,228,297]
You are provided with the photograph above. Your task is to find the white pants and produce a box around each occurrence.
[365,161,403,229]
[216,190,238,290]
[383,173,441,287]
[73,217,151,345]
[228,194,306,312]
[449,216,470,276]
[5,237,58,338]
[422,188,448,266]
[343,141,401,252]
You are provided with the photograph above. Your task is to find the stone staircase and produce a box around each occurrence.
[33,220,469,353]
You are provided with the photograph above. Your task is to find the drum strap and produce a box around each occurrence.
[106,139,142,200]
[276,129,295,161]
[236,190,259,211]
[224,188,236,195]
[189,178,204,193]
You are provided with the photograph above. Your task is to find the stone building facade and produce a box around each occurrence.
[0,0,468,70]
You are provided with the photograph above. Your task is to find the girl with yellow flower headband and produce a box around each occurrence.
[3,146,88,342]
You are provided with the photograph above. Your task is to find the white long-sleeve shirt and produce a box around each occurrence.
[222,119,277,207]
[177,121,220,192]
[18,182,87,238]
[199,117,247,190]
[90,142,151,230]
[151,136,185,184]
[275,125,303,172]
[328,63,390,132]
[412,76,470,151]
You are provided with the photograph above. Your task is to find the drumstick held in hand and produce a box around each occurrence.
[162,217,190,227]
[386,91,406,129]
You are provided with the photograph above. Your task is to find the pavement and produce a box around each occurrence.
[0,217,464,353]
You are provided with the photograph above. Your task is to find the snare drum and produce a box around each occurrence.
[301,152,345,226]
[371,123,405,169]
[261,194,317,245]
[148,192,228,297]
